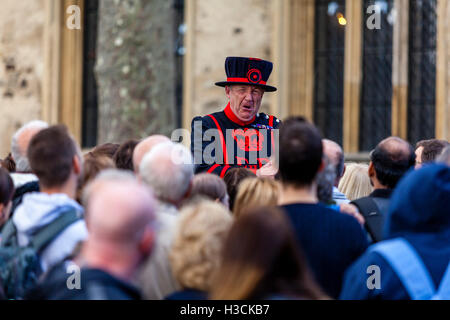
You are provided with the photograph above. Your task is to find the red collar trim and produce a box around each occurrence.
[224,103,256,126]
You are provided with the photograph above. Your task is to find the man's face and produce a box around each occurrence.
[226,85,265,122]
[415,146,423,169]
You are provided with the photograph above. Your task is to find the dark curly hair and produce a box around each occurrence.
[113,140,139,171]
[0,153,16,173]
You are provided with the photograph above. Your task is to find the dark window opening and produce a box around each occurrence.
[359,0,394,151]
[314,0,346,147]
[174,0,185,129]
[407,0,437,145]
[82,0,99,148]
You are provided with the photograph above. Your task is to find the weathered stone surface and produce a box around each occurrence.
[96,0,177,144]
[0,0,45,157]
[190,0,274,118]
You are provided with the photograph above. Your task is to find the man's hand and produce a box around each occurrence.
[339,203,366,226]
[256,160,278,179]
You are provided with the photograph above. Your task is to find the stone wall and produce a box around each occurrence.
[96,0,178,144]
[0,0,45,158]
[188,0,275,120]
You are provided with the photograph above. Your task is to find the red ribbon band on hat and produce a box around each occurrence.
[227,77,267,85]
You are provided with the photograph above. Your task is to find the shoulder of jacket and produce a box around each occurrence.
[255,113,281,126]
[192,111,225,127]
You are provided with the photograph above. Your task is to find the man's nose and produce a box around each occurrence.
[244,91,254,103]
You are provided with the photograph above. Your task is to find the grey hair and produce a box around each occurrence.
[81,169,137,208]
[322,139,345,178]
[336,151,345,178]
[11,120,49,172]
[436,146,450,166]
[139,142,194,204]
[316,156,337,204]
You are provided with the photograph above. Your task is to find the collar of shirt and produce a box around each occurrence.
[370,188,393,199]
[224,102,256,126]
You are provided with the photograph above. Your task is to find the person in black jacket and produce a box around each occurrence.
[191,57,280,178]
[351,137,415,243]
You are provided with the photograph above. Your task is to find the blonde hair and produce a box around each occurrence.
[338,163,373,201]
[169,200,233,292]
[233,178,280,218]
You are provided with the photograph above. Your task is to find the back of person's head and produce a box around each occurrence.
[133,135,170,173]
[91,143,120,160]
[223,168,256,212]
[27,125,80,189]
[139,142,193,204]
[191,173,229,208]
[279,117,323,187]
[437,146,450,166]
[370,137,415,189]
[322,139,345,182]
[316,156,337,204]
[338,163,373,201]
[416,139,450,166]
[113,139,139,171]
[211,207,325,300]
[76,153,115,203]
[385,164,450,238]
[233,177,280,218]
[0,167,14,226]
[0,154,16,173]
[11,120,49,173]
[170,200,232,292]
[82,170,157,266]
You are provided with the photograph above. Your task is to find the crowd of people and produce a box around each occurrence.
[0,117,449,300]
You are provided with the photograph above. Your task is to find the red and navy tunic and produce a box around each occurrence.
[190,103,281,177]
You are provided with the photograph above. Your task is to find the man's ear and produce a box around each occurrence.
[368,162,375,178]
[341,164,346,178]
[73,155,82,175]
[225,86,231,99]
[139,228,155,257]
[182,179,193,201]
[317,159,326,173]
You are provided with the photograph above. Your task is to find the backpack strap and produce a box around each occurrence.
[434,262,450,300]
[30,207,81,254]
[351,197,384,242]
[370,238,435,300]
[0,219,18,247]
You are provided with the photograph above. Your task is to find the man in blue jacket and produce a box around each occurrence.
[340,164,450,300]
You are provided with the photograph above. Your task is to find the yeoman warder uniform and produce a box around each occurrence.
[190,57,281,177]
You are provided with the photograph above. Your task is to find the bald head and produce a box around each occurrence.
[85,170,156,246]
[133,135,170,173]
[140,142,194,205]
[370,137,415,189]
[322,139,345,185]
[378,137,413,161]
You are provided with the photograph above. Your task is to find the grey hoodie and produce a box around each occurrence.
[13,192,88,272]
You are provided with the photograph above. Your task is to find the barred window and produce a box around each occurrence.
[407,0,437,145]
[82,0,100,148]
[359,0,394,151]
[314,0,346,146]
